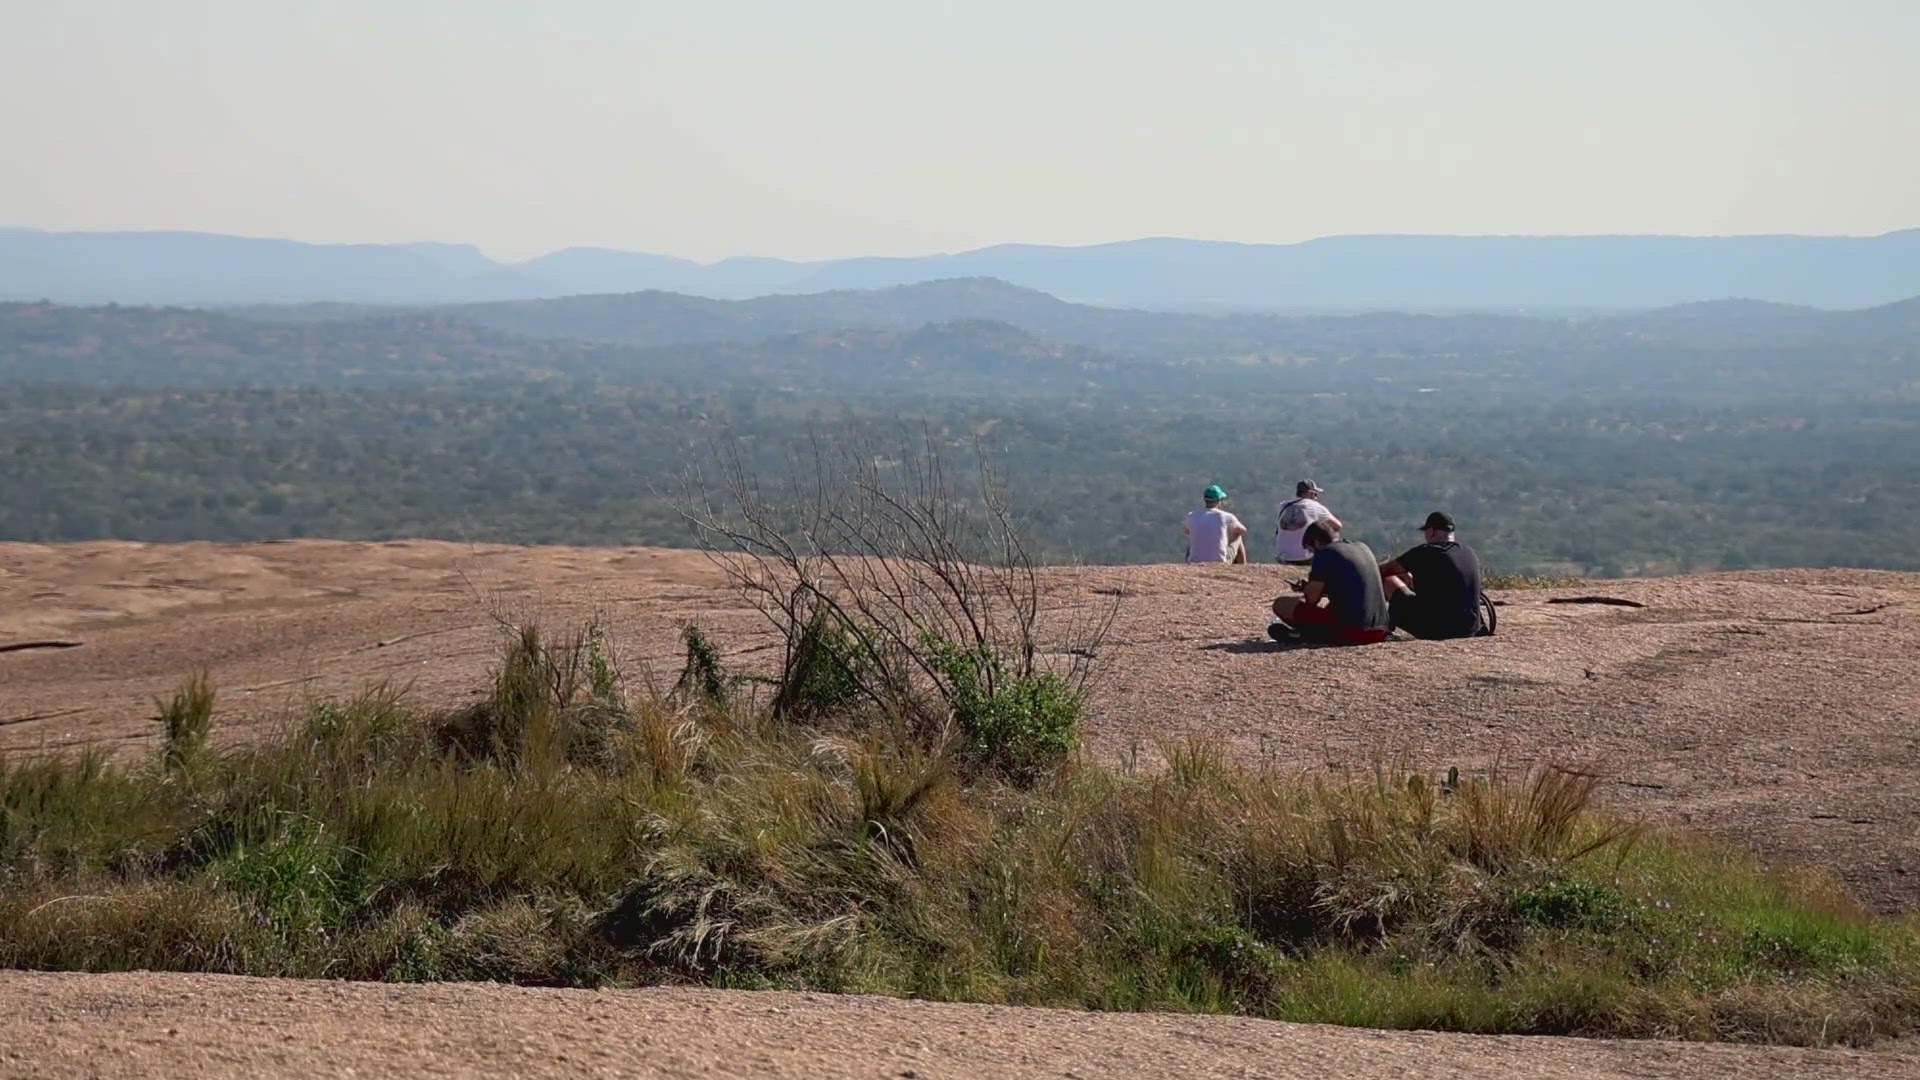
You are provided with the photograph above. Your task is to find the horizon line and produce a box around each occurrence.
[6,223,1918,269]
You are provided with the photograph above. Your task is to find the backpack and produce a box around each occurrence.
[1277,499,1312,532]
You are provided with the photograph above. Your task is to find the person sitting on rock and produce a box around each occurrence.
[1378,511,1485,639]
[1273,479,1341,566]
[1184,484,1248,563]
[1269,520,1390,645]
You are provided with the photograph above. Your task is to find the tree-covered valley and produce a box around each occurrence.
[4,280,1916,577]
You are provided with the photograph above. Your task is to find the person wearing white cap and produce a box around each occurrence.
[1273,479,1341,565]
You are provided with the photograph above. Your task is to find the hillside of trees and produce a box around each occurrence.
[3,286,1916,577]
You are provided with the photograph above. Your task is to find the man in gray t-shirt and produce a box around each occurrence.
[1270,521,1390,646]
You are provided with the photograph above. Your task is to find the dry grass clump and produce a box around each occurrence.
[0,881,266,973]
[1,620,1916,1047]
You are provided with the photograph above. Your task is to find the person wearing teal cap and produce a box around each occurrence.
[1183,484,1247,563]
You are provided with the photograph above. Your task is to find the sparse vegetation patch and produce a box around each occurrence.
[2,623,1916,1047]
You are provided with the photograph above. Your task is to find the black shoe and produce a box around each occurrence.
[1268,622,1298,643]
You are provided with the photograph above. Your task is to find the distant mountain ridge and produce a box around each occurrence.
[7,226,1920,310]
[0,298,1119,390]
[443,277,1124,347]
[9,273,1917,394]
[292,276,1920,358]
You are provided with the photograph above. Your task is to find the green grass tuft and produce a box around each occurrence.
[154,670,215,773]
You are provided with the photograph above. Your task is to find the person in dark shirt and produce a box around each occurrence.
[1378,511,1484,639]
[1269,520,1390,646]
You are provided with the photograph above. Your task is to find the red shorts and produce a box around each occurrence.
[1287,603,1391,646]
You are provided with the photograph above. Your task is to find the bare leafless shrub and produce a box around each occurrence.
[682,428,1113,775]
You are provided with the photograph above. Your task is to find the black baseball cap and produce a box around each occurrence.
[1419,512,1456,531]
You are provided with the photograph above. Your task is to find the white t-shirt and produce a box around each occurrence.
[1273,497,1333,561]
[1184,507,1244,563]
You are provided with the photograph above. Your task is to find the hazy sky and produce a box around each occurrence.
[4,0,1916,261]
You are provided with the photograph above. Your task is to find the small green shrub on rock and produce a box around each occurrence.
[924,636,1081,782]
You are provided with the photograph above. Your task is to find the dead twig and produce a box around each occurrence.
[236,674,321,693]
[0,639,84,654]
[341,622,488,655]
[0,705,94,727]
[1829,603,1892,617]
[1544,597,1646,608]
[23,895,118,918]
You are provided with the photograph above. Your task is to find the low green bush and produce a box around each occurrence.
[772,607,871,722]
[923,635,1081,782]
